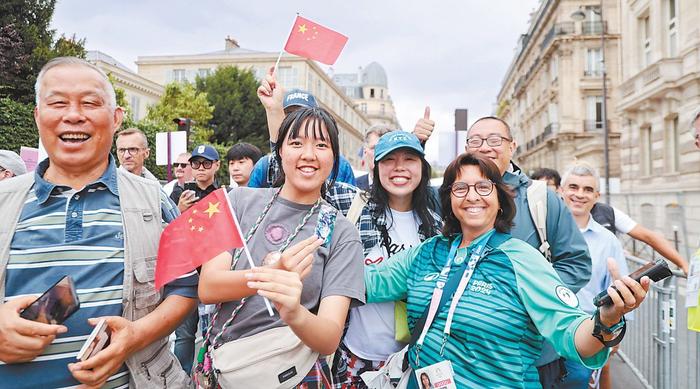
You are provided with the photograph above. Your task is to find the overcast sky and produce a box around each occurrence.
[51,0,540,164]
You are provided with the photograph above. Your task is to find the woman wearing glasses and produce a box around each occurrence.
[364,153,651,388]
[335,131,442,388]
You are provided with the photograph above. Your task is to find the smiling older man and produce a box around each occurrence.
[0,57,195,388]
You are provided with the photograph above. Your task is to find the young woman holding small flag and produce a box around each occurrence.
[198,107,365,388]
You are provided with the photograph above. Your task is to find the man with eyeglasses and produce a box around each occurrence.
[115,128,157,180]
[466,116,591,389]
[173,144,220,214]
[0,150,28,181]
[165,152,193,198]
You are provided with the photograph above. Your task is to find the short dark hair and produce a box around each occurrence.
[439,153,516,236]
[530,167,561,188]
[273,107,340,193]
[467,116,513,139]
[226,143,263,164]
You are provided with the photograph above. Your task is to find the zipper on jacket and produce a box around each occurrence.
[141,341,169,380]
[160,359,174,387]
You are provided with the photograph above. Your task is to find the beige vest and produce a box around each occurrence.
[0,169,191,388]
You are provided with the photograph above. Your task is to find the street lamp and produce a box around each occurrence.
[571,2,610,204]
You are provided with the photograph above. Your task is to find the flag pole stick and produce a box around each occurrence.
[222,189,275,316]
[273,13,300,76]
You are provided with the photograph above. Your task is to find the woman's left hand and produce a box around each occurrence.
[245,267,305,325]
[599,258,652,326]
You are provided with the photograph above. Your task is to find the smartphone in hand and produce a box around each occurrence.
[593,259,672,307]
[20,275,80,324]
[76,318,110,361]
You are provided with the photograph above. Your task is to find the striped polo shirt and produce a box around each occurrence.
[366,231,609,388]
[0,156,196,389]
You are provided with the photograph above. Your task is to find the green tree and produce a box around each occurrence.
[145,82,214,148]
[195,66,268,151]
[0,0,86,103]
[0,97,38,153]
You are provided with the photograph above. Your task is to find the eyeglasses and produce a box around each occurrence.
[466,135,512,149]
[172,163,189,168]
[116,147,144,156]
[450,180,495,198]
[190,160,214,169]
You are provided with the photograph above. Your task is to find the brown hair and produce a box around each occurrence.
[439,152,515,236]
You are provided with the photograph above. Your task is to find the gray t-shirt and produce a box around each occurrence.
[211,187,365,345]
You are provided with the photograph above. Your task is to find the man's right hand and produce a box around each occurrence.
[0,296,67,363]
[257,66,285,112]
[177,190,198,213]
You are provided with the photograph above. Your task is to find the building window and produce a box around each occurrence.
[550,56,558,81]
[198,68,211,78]
[380,104,385,115]
[641,126,653,175]
[380,89,384,99]
[585,96,603,130]
[129,95,141,121]
[370,88,375,98]
[640,203,656,230]
[277,67,298,88]
[641,16,652,67]
[665,116,680,173]
[667,0,678,57]
[360,103,367,113]
[585,48,602,76]
[172,69,186,83]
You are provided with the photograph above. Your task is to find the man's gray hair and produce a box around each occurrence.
[364,124,393,144]
[561,161,600,191]
[35,57,117,110]
[117,128,149,148]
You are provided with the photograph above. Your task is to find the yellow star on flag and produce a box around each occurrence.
[204,202,221,218]
[298,24,307,34]
[198,226,204,232]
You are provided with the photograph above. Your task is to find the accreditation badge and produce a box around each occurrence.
[414,360,457,389]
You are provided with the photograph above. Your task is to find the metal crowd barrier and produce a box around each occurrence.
[616,254,699,389]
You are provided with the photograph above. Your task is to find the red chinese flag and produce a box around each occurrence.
[284,16,348,65]
[155,188,243,289]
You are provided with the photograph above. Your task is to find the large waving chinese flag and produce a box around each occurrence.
[155,188,243,289]
[284,16,348,65]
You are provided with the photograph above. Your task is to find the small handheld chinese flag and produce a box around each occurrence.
[284,16,348,65]
[155,188,243,289]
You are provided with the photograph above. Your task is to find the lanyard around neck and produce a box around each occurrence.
[415,230,495,357]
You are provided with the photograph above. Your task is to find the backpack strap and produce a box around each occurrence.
[526,179,551,261]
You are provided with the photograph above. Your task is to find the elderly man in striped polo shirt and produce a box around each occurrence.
[0,57,196,388]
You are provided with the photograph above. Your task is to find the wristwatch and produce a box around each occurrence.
[592,309,626,347]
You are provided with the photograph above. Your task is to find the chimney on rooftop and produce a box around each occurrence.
[225,36,239,50]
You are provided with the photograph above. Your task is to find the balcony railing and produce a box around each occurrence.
[584,120,609,131]
[540,22,575,50]
[582,21,607,35]
[584,69,603,77]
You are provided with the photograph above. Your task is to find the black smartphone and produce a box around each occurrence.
[184,182,198,192]
[593,259,672,307]
[20,275,80,324]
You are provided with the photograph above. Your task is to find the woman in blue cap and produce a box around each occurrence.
[334,131,442,388]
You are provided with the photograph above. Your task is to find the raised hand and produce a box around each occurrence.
[256,66,285,112]
[412,106,435,143]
